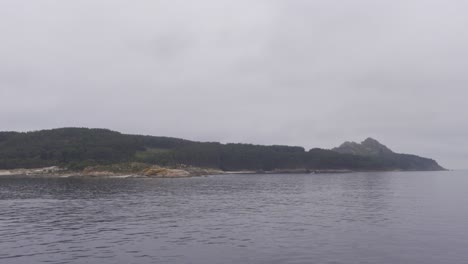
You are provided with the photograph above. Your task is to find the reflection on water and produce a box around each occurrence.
[1,171,468,264]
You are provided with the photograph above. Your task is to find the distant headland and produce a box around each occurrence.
[0,128,445,177]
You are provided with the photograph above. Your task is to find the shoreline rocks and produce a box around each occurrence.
[0,164,394,179]
[0,164,224,178]
[143,167,191,177]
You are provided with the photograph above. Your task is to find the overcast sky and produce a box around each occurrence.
[1,0,467,168]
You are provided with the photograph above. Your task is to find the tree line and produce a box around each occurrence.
[0,128,443,171]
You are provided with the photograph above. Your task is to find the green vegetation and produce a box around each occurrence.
[0,128,445,171]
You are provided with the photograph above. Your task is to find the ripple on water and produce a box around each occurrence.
[1,172,468,263]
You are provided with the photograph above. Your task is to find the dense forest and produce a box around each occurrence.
[0,128,445,171]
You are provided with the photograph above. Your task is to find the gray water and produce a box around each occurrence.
[1,171,467,264]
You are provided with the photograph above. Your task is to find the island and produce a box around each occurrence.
[0,128,445,178]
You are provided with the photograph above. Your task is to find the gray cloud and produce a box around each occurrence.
[1,0,467,168]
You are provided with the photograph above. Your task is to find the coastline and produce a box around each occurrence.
[0,165,444,179]
[0,165,223,179]
[0,166,357,179]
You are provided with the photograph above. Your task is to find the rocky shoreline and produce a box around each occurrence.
[0,164,224,178]
[0,164,356,179]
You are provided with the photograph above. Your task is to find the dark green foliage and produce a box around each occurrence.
[0,128,445,171]
[0,132,19,142]
[0,128,186,169]
[164,143,301,171]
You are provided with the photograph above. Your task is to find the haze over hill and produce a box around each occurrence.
[0,128,445,172]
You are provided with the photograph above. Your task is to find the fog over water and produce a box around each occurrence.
[1,1,467,168]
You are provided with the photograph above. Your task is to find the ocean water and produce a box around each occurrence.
[1,171,467,264]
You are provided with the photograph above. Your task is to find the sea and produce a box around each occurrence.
[1,171,467,264]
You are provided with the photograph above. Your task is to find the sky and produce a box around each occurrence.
[0,0,467,169]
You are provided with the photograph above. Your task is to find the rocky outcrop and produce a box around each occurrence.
[333,137,394,156]
[0,163,224,178]
[332,138,446,171]
[142,165,224,177]
[142,167,191,177]
[0,166,64,177]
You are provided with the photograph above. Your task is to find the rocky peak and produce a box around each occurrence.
[333,138,394,156]
[362,137,380,145]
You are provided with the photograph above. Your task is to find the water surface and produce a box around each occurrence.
[1,171,467,263]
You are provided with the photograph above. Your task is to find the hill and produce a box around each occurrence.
[333,138,444,171]
[333,138,394,156]
[0,128,445,171]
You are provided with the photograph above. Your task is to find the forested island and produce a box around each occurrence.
[0,128,445,177]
